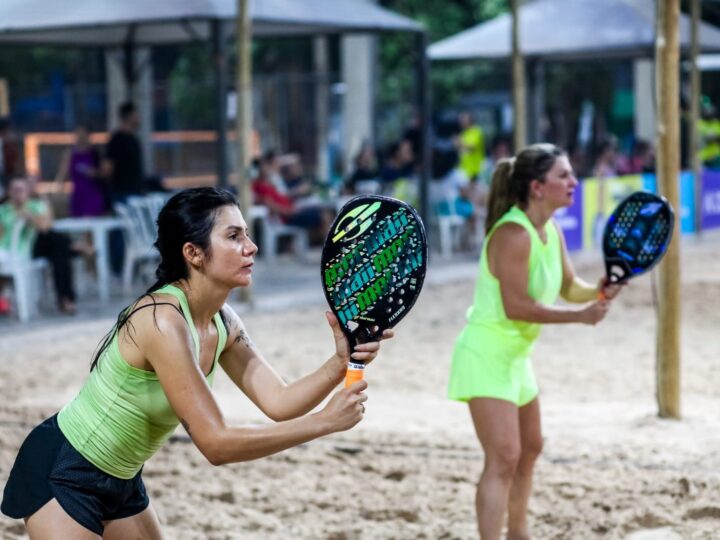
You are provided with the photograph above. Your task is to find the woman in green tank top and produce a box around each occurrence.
[2,187,393,538]
[448,144,623,539]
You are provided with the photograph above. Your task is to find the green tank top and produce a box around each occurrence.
[456,205,563,361]
[57,284,228,479]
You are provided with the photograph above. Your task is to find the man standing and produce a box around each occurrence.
[458,111,486,182]
[0,117,21,194]
[102,102,144,203]
[102,102,145,276]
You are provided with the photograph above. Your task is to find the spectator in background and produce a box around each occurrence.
[102,102,144,276]
[102,102,144,204]
[430,147,478,245]
[0,117,22,194]
[54,125,107,217]
[252,154,332,245]
[379,140,414,185]
[592,137,619,179]
[618,139,655,175]
[698,98,720,169]
[458,111,486,182]
[344,141,378,195]
[0,177,82,315]
[379,139,416,203]
[280,155,315,203]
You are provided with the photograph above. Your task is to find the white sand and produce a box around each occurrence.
[1,239,719,539]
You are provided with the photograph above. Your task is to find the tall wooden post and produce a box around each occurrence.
[689,0,702,235]
[655,0,682,419]
[236,0,254,304]
[511,0,527,151]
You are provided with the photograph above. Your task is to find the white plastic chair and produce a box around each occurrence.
[0,220,48,322]
[114,200,160,293]
[250,205,309,261]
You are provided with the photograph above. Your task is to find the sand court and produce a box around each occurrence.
[1,238,719,539]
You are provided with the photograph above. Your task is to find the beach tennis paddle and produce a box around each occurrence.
[600,191,674,298]
[321,195,428,387]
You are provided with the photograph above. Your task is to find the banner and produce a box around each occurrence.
[701,170,720,230]
[642,172,696,234]
[581,175,643,250]
[554,184,583,251]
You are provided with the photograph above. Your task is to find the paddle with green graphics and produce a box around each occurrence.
[321,195,428,387]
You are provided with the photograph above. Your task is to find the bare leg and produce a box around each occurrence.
[507,398,543,540]
[25,498,101,540]
[469,398,521,540]
[103,503,164,540]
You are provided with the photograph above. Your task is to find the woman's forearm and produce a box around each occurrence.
[271,355,344,421]
[505,300,585,324]
[562,276,599,303]
[204,412,332,465]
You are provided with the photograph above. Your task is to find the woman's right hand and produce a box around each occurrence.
[578,300,611,325]
[319,380,368,433]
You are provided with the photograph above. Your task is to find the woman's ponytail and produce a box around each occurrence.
[485,158,516,234]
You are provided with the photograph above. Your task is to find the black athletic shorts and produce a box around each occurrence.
[1,415,149,535]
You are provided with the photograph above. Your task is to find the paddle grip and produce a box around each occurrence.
[344,361,365,388]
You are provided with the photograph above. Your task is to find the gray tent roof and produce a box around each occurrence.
[429,0,720,61]
[0,0,423,46]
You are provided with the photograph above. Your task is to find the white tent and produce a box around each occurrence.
[429,0,720,61]
[0,0,422,45]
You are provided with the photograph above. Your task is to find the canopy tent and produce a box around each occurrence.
[428,0,720,61]
[0,0,431,222]
[0,0,423,44]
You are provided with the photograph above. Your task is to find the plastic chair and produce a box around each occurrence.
[114,200,160,293]
[0,220,48,322]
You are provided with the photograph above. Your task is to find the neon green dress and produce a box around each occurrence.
[57,284,227,479]
[448,206,563,406]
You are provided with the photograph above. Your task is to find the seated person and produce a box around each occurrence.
[0,177,81,315]
[344,142,379,195]
[251,156,333,244]
[279,155,319,207]
[378,139,417,203]
[430,148,475,220]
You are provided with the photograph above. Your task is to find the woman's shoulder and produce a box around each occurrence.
[125,293,187,331]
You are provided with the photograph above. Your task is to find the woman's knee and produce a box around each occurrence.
[485,441,521,479]
[521,434,543,461]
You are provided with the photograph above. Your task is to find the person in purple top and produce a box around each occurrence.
[55,125,106,217]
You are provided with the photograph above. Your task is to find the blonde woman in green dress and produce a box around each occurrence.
[448,144,623,539]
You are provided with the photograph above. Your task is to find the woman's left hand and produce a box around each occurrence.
[325,311,394,377]
[598,277,625,300]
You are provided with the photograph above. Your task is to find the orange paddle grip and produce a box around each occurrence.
[344,362,365,388]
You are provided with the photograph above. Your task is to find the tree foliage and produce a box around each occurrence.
[378,0,508,119]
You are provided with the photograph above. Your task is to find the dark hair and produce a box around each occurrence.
[90,187,239,370]
[485,143,564,234]
[118,101,136,122]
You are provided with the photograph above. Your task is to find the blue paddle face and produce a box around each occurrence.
[321,195,428,346]
[602,191,674,284]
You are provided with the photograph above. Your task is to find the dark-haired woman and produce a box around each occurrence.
[448,144,623,539]
[2,187,392,538]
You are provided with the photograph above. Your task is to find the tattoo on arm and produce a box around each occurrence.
[233,327,253,348]
[180,418,191,437]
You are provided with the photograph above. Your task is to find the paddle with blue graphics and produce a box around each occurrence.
[600,191,674,296]
[321,195,428,387]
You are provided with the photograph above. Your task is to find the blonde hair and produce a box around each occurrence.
[485,143,564,234]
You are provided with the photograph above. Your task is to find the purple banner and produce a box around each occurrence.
[702,170,720,230]
[554,183,584,251]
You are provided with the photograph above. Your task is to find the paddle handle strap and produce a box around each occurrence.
[344,361,365,388]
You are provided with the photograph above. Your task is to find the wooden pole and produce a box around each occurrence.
[511,0,527,151]
[236,0,254,305]
[655,0,682,419]
[0,79,8,116]
[689,0,702,235]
